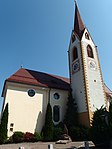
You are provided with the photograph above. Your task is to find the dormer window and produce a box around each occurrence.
[85,32,90,40]
[72,47,78,62]
[87,45,94,58]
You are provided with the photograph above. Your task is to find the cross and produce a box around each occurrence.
[74,0,77,4]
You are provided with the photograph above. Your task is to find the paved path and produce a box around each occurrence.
[0,141,95,149]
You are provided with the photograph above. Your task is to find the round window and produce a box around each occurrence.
[54,93,60,100]
[28,89,35,97]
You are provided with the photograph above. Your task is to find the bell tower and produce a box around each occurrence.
[68,2,107,127]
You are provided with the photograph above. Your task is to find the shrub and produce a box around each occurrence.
[12,131,24,143]
[53,126,63,141]
[90,106,109,147]
[34,132,43,142]
[24,132,34,142]
[64,89,78,129]
[69,125,89,141]
[0,103,8,144]
[42,103,54,141]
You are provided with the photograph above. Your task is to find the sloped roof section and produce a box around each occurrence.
[6,68,70,91]
[3,68,112,98]
[104,84,112,97]
[74,2,85,40]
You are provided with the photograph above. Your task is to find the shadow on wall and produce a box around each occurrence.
[35,111,43,133]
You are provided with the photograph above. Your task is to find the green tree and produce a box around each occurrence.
[0,103,8,143]
[90,106,109,147]
[64,89,78,129]
[108,102,112,139]
[42,103,54,141]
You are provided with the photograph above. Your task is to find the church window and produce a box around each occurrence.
[87,45,94,58]
[10,123,14,127]
[72,47,78,61]
[53,105,60,122]
[10,128,13,132]
[72,33,76,43]
[54,93,60,100]
[28,89,35,97]
[85,32,90,40]
[10,123,14,132]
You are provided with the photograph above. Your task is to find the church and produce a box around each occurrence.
[1,2,112,137]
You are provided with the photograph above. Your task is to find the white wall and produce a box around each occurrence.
[81,29,107,112]
[68,35,87,113]
[50,89,68,124]
[3,82,69,137]
[4,82,48,137]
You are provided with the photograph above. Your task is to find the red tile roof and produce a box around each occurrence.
[3,68,112,97]
[6,68,70,91]
[104,84,112,97]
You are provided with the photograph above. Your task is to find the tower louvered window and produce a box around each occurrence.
[87,45,94,58]
[72,47,78,61]
[72,33,76,43]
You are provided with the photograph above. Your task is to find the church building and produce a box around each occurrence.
[1,2,112,137]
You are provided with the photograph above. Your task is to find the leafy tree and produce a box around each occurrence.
[108,102,112,139]
[64,89,78,129]
[0,103,8,143]
[42,103,54,141]
[90,106,109,147]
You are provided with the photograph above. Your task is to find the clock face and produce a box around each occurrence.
[88,60,97,70]
[72,60,80,73]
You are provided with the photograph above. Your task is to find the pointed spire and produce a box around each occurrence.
[74,2,85,40]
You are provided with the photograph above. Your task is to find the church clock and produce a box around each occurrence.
[72,60,80,73]
[88,60,97,70]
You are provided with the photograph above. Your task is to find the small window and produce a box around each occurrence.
[72,47,78,61]
[54,93,60,100]
[28,89,35,97]
[10,128,13,132]
[10,123,14,127]
[85,32,90,40]
[87,45,94,58]
[53,105,60,122]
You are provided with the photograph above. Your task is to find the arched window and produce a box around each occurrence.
[72,47,78,61]
[85,32,90,40]
[53,105,60,122]
[87,45,94,58]
[72,34,76,43]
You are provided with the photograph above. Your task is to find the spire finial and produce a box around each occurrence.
[74,0,77,4]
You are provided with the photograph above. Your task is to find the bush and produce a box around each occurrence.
[53,126,63,141]
[0,103,8,144]
[34,132,43,142]
[24,132,34,142]
[42,103,54,141]
[69,125,89,141]
[90,106,109,147]
[64,89,78,129]
[12,131,24,143]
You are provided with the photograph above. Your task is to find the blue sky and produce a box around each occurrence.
[0,0,112,111]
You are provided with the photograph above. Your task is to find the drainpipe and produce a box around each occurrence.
[48,88,51,103]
